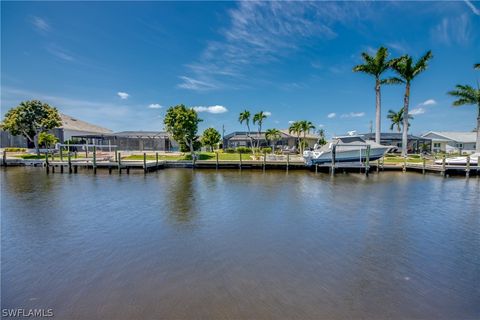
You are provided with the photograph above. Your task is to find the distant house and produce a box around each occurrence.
[71,131,178,151]
[1,113,112,148]
[223,130,319,150]
[361,132,432,153]
[421,131,477,154]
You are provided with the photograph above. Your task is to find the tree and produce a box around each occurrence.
[299,120,315,154]
[317,128,327,146]
[390,51,433,156]
[2,100,62,155]
[387,108,413,132]
[201,127,221,152]
[474,63,480,70]
[265,128,281,154]
[164,104,202,154]
[288,121,302,153]
[448,84,480,152]
[38,132,59,149]
[353,47,401,144]
[253,111,268,148]
[238,110,254,151]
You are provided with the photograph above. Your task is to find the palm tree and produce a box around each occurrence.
[289,121,302,153]
[238,110,253,150]
[299,120,315,154]
[353,47,401,144]
[448,84,480,153]
[387,108,413,132]
[253,111,268,148]
[265,128,281,154]
[390,51,433,156]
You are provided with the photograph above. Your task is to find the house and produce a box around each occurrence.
[1,113,112,148]
[361,132,432,153]
[421,131,477,154]
[223,130,319,150]
[71,131,178,151]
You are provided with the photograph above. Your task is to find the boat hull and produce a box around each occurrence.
[304,147,389,166]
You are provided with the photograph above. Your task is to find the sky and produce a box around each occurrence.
[1,1,479,138]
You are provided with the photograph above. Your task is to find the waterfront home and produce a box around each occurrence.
[223,130,319,150]
[0,113,112,148]
[361,132,432,153]
[71,131,178,151]
[421,131,477,154]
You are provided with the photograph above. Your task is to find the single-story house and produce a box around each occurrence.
[421,131,477,154]
[361,132,432,153]
[1,113,112,148]
[71,131,178,151]
[223,130,319,150]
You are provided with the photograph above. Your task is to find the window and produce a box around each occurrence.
[433,143,441,148]
[455,143,463,148]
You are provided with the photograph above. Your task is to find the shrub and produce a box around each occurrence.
[236,146,252,154]
[5,148,26,152]
[224,148,236,153]
[260,147,272,153]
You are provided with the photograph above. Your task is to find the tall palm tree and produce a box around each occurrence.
[299,120,315,154]
[289,121,302,153]
[448,84,480,153]
[387,108,413,132]
[390,50,433,156]
[353,46,401,144]
[253,111,268,148]
[238,110,253,149]
[265,128,281,154]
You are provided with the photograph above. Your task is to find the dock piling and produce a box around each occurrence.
[441,155,446,177]
[45,153,49,174]
[215,151,219,169]
[118,152,122,174]
[60,147,64,162]
[93,146,97,174]
[3,150,7,167]
[239,153,242,170]
[286,154,289,172]
[466,155,470,178]
[156,152,159,169]
[68,151,72,174]
[263,151,266,171]
[143,152,147,173]
[330,145,336,175]
[365,145,370,176]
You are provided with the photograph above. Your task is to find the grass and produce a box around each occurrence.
[123,152,245,161]
[14,154,85,160]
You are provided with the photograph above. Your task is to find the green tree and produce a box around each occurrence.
[253,111,268,148]
[164,104,202,154]
[38,132,59,149]
[2,100,62,155]
[353,47,401,144]
[317,128,327,146]
[238,110,254,151]
[299,120,315,154]
[387,108,413,132]
[390,51,433,156]
[265,128,281,154]
[288,121,302,153]
[201,127,221,152]
[448,84,480,152]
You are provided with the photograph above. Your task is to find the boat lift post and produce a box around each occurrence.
[365,145,370,176]
[330,144,336,175]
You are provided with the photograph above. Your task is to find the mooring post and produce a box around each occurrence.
[109,167,112,174]
[466,155,470,178]
[263,151,266,171]
[192,152,196,169]
[365,145,370,176]
[422,156,426,175]
[85,145,88,158]
[74,165,78,173]
[114,150,118,162]
[441,154,446,177]
[286,153,290,172]
[215,151,219,169]
[143,152,147,173]
[93,146,97,174]
[156,152,159,169]
[45,153,49,174]
[60,147,64,162]
[52,165,55,173]
[118,152,122,174]
[315,164,318,174]
[60,164,64,173]
[402,156,407,172]
[2,150,7,167]
[239,152,242,170]
[68,150,72,174]
[330,145,336,175]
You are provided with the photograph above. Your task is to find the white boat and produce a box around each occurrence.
[434,153,480,165]
[303,134,391,166]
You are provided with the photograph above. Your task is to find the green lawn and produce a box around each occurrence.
[14,154,85,160]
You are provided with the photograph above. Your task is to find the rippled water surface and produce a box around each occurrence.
[2,167,479,319]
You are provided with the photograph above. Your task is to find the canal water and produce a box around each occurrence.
[1,167,479,319]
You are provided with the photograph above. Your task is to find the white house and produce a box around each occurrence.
[421,131,477,154]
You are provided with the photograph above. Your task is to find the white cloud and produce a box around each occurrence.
[177,76,217,91]
[46,45,74,62]
[117,92,129,100]
[148,103,162,109]
[317,124,325,128]
[418,99,437,106]
[341,112,365,118]
[193,105,228,114]
[464,0,480,15]
[31,16,50,32]
[264,111,272,116]
[327,113,336,118]
[409,108,426,115]
[431,14,472,46]
[288,120,295,124]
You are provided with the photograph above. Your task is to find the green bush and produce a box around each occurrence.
[4,148,26,152]
[260,147,272,153]
[236,147,252,154]
[224,148,236,153]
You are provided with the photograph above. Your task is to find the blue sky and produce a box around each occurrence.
[1,1,479,137]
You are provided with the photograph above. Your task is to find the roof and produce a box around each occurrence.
[361,132,430,140]
[60,114,112,134]
[279,129,319,139]
[225,130,319,140]
[422,131,477,143]
[112,131,169,138]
